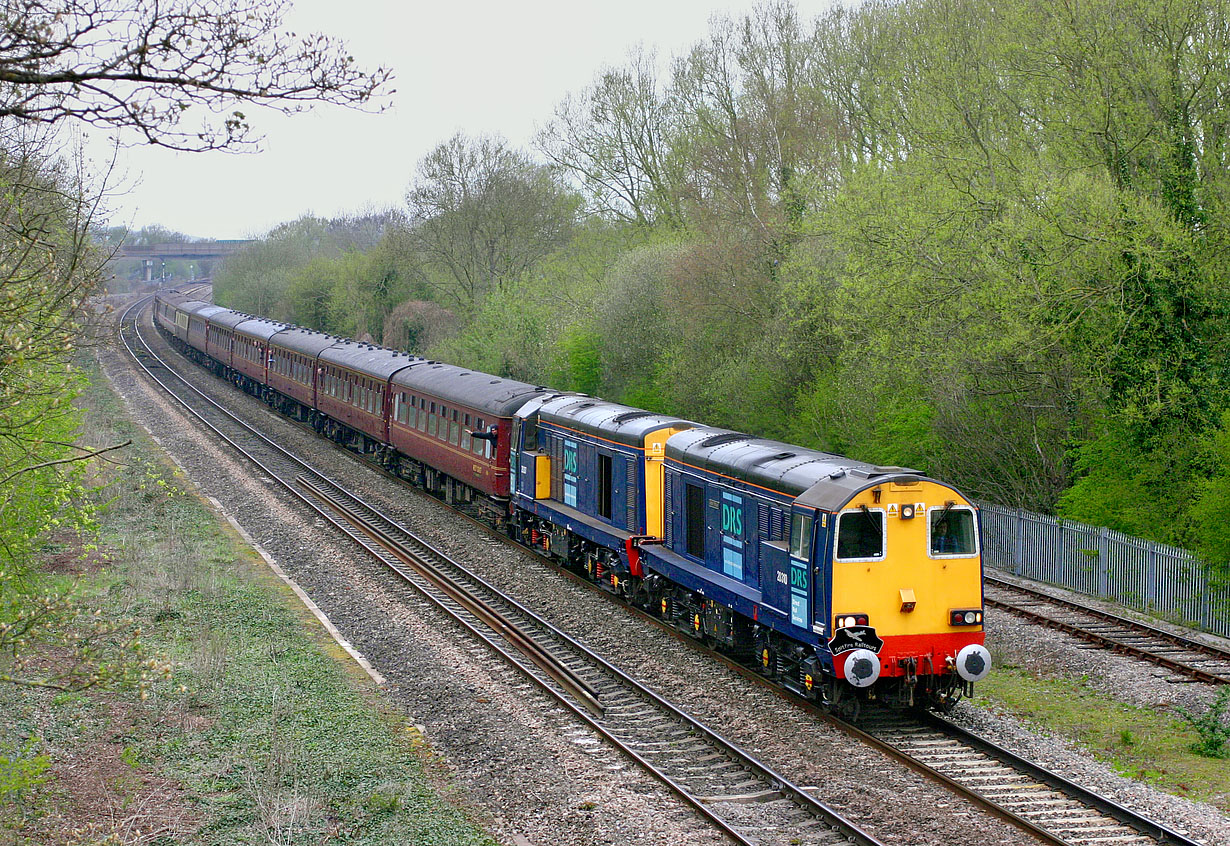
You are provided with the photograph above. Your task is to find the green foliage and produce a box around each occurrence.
[1177,688,1230,759]
[557,329,602,395]
[0,739,50,804]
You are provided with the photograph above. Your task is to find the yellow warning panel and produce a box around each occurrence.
[535,453,551,499]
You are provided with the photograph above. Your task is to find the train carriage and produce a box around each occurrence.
[187,304,227,353]
[315,343,416,451]
[388,362,549,512]
[156,296,211,345]
[265,328,340,421]
[203,310,252,372]
[226,316,284,394]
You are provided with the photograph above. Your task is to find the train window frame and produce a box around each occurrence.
[834,508,887,563]
[789,512,814,561]
[927,505,979,559]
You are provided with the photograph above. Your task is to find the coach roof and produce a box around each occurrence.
[319,341,420,381]
[268,326,345,359]
[391,361,549,417]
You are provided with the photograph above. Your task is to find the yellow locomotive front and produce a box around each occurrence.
[824,476,990,711]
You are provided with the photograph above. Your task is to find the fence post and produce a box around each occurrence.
[1098,527,1110,596]
[1146,547,1157,610]
[1013,511,1023,575]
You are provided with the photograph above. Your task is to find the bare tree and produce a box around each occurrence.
[538,47,684,227]
[406,133,580,312]
[0,0,393,151]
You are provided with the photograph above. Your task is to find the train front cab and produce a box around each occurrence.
[813,473,991,709]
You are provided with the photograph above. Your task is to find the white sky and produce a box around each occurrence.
[93,0,815,240]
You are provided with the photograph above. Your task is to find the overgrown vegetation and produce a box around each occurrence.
[979,667,1230,808]
[0,371,497,843]
[1178,687,1230,759]
[213,0,1230,579]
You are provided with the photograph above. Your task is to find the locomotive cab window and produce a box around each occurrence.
[789,512,814,560]
[835,508,885,561]
[929,507,977,557]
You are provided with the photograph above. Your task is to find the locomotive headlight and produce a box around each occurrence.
[950,608,984,627]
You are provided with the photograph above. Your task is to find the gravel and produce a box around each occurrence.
[97,306,1230,846]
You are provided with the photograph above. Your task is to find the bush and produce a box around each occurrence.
[1178,688,1230,759]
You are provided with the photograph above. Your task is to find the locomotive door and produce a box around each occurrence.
[786,507,813,632]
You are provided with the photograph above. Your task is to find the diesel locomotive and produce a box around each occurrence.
[154,288,990,714]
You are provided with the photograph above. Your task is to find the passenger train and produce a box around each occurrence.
[154,288,991,714]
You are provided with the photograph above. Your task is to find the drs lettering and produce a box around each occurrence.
[789,566,808,591]
[563,448,578,475]
[721,503,743,538]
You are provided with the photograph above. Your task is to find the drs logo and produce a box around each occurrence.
[720,491,744,540]
[721,503,743,537]
[563,447,578,475]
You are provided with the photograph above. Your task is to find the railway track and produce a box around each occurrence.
[119,296,885,845]
[845,711,1197,846]
[984,576,1230,685]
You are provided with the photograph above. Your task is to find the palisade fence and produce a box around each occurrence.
[979,503,1230,639]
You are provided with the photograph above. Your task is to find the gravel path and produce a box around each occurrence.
[98,308,1229,846]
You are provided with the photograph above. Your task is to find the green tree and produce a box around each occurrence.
[405,133,581,314]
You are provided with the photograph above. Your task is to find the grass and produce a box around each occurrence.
[974,665,1230,812]
[0,361,499,844]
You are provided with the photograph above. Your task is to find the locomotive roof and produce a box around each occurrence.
[665,426,928,510]
[538,396,692,447]
[268,327,345,359]
[391,361,549,417]
[318,341,420,380]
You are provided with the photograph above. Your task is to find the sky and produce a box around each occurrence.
[93,0,805,241]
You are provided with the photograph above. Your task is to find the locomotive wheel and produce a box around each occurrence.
[829,686,861,722]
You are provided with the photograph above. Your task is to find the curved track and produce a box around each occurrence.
[120,295,885,846]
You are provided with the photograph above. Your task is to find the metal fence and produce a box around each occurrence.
[979,503,1230,639]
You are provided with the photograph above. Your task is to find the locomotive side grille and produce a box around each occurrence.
[664,471,675,547]
[758,502,770,540]
[625,457,636,529]
[550,434,563,501]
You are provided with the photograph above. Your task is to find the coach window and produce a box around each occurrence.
[684,482,705,559]
[929,506,977,557]
[450,421,460,445]
[836,508,886,561]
